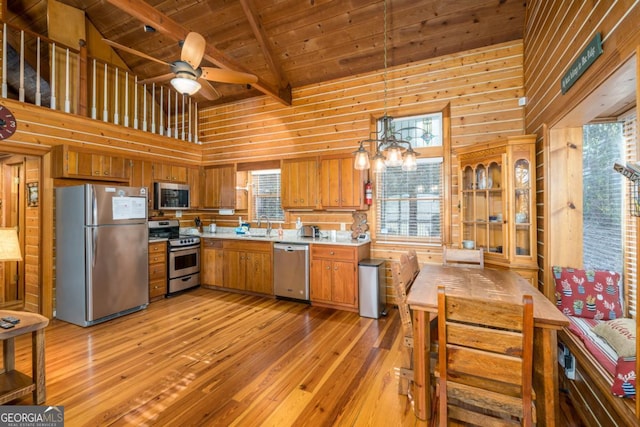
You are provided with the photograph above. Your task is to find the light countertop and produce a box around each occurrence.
[183,227,370,247]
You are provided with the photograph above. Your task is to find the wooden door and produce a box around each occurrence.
[223,250,244,290]
[320,158,341,208]
[170,165,187,182]
[1,161,24,306]
[340,157,362,208]
[188,167,202,208]
[310,258,333,302]
[245,251,271,294]
[203,167,221,208]
[219,165,236,208]
[202,246,223,287]
[108,155,127,179]
[331,261,356,306]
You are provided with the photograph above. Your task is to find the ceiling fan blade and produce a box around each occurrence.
[200,67,258,85]
[137,73,174,85]
[102,38,169,66]
[198,79,222,101]
[181,32,206,69]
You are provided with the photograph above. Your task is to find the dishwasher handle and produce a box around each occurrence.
[274,243,309,252]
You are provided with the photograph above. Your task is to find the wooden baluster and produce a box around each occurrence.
[113,67,119,124]
[91,59,97,119]
[124,71,129,127]
[2,24,7,98]
[50,43,56,110]
[19,30,24,102]
[102,63,108,121]
[133,75,138,129]
[35,37,41,106]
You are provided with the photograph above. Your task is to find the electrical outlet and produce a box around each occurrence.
[518,96,527,106]
[340,223,346,231]
[175,210,182,218]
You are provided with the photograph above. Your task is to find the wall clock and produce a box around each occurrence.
[0,105,17,140]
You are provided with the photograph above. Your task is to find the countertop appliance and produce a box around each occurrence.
[300,225,320,238]
[153,182,190,210]
[55,184,149,327]
[148,220,200,294]
[273,243,309,301]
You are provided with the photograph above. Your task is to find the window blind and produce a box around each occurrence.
[376,158,443,241]
[622,109,637,318]
[251,169,284,222]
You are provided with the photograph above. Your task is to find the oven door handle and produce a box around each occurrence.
[170,246,199,253]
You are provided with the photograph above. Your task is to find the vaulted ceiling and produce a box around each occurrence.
[5,0,527,107]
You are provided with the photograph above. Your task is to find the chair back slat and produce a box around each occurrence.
[437,285,534,426]
[443,246,484,268]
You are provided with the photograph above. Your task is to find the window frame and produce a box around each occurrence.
[370,107,451,245]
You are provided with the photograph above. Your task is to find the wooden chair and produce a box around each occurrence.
[442,246,484,268]
[391,252,419,396]
[436,285,535,426]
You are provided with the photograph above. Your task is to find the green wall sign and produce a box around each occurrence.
[561,33,603,94]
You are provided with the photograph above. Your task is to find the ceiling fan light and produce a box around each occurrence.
[171,77,201,96]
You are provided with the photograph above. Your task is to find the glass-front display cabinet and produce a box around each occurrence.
[456,135,538,285]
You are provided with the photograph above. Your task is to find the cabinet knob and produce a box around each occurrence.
[300,199,304,203]
[330,251,334,255]
[334,266,339,271]
[104,171,109,175]
[325,266,330,270]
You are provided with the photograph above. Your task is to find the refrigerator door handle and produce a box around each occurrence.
[91,227,97,268]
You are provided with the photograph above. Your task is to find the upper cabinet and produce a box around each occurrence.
[456,135,537,284]
[203,165,236,209]
[153,163,187,183]
[188,166,203,209]
[51,145,128,181]
[281,158,318,210]
[320,156,367,210]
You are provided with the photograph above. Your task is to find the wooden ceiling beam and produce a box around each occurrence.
[238,0,289,92]
[105,0,291,105]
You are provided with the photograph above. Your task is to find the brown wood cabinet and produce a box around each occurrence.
[281,158,318,209]
[456,135,538,284]
[203,165,236,209]
[310,243,370,311]
[202,239,223,287]
[320,156,367,210]
[222,240,273,295]
[128,159,154,209]
[51,145,128,181]
[188,166,203,209]
[153,163,187,183]
[148,241,167,300]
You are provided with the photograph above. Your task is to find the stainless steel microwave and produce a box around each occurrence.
[153,182,190,210]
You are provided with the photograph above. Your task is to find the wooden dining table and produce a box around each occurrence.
[407,265,569,426]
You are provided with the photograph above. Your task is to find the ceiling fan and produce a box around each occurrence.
[102,32,258,100]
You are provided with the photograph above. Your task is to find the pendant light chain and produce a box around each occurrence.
[383,0,388,117]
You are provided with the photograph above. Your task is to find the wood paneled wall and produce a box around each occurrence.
[0,39,526,312]
[523,1,640,298]
[199,40,526,301]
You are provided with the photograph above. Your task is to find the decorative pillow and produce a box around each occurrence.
[592,318,636,357]
[553,266,623,320]
[611,356,637,399]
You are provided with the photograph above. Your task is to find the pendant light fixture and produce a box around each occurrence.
[353,0,418,173]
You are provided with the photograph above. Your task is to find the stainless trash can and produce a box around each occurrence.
[358,259,387,318]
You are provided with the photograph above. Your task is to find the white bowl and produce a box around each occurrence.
[462,240,474,249]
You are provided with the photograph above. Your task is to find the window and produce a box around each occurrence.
[250,169,284,222]
[582,109,637,317]
[375,112,443,242]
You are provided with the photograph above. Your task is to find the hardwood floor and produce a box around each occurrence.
[7,288,584,426]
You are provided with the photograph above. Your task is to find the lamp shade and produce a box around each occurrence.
[353,145,371,170]
[0,228,22,261]
[170,77,201,96]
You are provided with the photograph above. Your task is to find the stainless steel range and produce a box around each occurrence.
[148,220,200,295]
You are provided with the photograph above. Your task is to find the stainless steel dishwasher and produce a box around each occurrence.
[273,243,309,302]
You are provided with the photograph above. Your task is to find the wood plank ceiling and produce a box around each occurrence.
[5,0,527,107]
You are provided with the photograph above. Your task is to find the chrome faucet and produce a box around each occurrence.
[257,215,272,236]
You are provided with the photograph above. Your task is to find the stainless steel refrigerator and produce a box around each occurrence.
[55,184,149,327]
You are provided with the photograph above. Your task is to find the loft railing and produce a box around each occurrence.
[0,22,199,143]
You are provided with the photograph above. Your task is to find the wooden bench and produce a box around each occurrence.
[558,327,637,426]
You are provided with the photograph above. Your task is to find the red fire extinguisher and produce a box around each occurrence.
[364,180,373,205]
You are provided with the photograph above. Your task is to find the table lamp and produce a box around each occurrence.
[0,228,22,261]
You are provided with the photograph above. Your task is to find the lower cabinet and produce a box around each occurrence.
[201,239,273,295]
[148,241,167,300]
[310,243,370,311]
[202,239,224,287]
